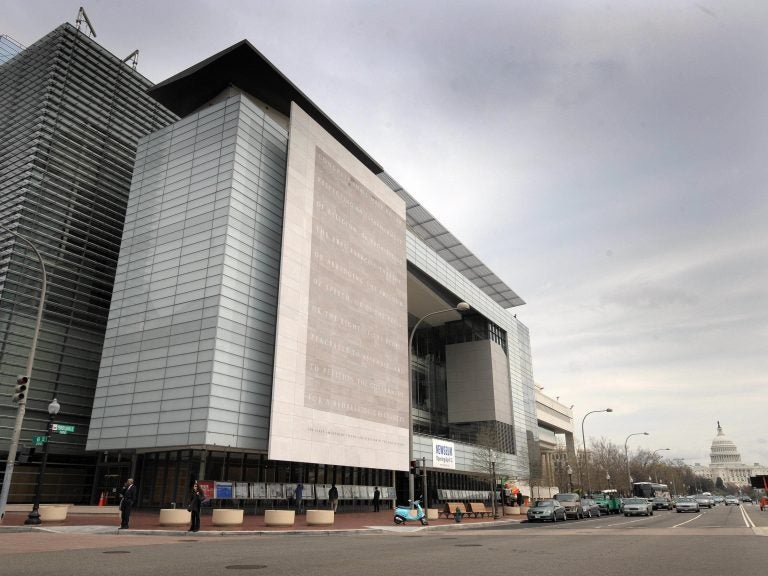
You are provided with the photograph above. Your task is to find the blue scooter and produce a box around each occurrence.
[394,498,428,525]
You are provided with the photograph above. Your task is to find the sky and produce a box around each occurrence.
[4,0,768,468]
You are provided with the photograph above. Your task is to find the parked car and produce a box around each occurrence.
[724,495,740,506]
[527,499,567,523]
[622,497,653,516]
[554,493,583,519]
[695,494,713,509]
[581,498,601,518]
[675,497,700,513]
[651,496,673,510]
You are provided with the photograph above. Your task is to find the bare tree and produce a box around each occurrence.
[471,422,511,514]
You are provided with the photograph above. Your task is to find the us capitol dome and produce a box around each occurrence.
[692,422,768,486]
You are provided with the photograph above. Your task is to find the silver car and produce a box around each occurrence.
[623,497,653,516]
[527,499,567,523]
[675,497,700,513]
[695,494,713,509]
[581,498,602,518]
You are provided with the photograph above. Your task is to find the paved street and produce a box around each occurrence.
[0,504,764,576]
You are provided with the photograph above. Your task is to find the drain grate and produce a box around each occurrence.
[225,566,268,571]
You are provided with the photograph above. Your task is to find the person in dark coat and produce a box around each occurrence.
[119,478,137,529]
[373,487,381,512]
[328,484,339,512]
[188,482,204,532]
[294,483,304,513]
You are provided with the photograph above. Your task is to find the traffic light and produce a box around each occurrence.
[17,445,35,463]
[410,460,418,476]
[13,375,28,403]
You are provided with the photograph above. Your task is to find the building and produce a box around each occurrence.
[691,422,768,487]
[534,386,575,494]
[0,22,176,503]
[84,39,539,508]
[0,35,24,64]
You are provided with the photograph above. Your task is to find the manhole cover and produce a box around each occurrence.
[102,551,130,554]
[225,566,268,571]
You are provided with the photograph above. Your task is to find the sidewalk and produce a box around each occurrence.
[0,507,525,535]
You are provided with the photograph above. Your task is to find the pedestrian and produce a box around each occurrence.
[294,482,304,514]
[119,478,137,529]
[187,482,204,532]
[516,491,524,507]
[328,483,339,512]
[373,486,380,512]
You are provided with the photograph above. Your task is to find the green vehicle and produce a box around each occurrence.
[592,489,622,515]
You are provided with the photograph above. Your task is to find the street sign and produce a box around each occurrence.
[32,435,47,445]
[52,423,75,434]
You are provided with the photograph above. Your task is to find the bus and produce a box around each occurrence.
[633,482,669,499]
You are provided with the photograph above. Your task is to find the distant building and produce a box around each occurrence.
[535,386,575,493]
[692,422,768,486]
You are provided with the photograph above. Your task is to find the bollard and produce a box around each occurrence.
[455,507,463,523]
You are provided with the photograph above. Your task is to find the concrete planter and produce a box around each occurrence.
[504,506,521,515]
[159,508,191,526]
[306,509,334,526]
[427,508,439,520]
[39,505,69,522]
[520,506,529,515]
[212,509,244,526]
[264,509,295,527]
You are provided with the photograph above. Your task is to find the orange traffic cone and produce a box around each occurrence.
[98,492,105,506]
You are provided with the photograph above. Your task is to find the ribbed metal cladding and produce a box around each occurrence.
[0,22,176,472]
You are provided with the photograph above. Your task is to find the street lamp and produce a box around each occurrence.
[408,301,470,507]
[567,464,573,492]
[25,398,60,525]
[0,224,48,523]
[606,472,611,488]
[652,449,669,484]
[580,408,613,495]
[624,432,649,495]
[491,458,499,519]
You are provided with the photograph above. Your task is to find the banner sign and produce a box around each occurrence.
[215,482,233,499]
[197,480,215,500]
[433,439,456,470]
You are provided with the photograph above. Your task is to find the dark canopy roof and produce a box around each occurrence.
[148,39,383,174]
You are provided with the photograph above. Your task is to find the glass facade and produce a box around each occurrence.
[0,35,24,64]
[0,23,176,502]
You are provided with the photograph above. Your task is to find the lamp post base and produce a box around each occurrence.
[24,509,41,525]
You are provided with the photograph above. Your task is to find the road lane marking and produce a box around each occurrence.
[603,517,653,528]
[739,505,756,528]
[672,513,702,528]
